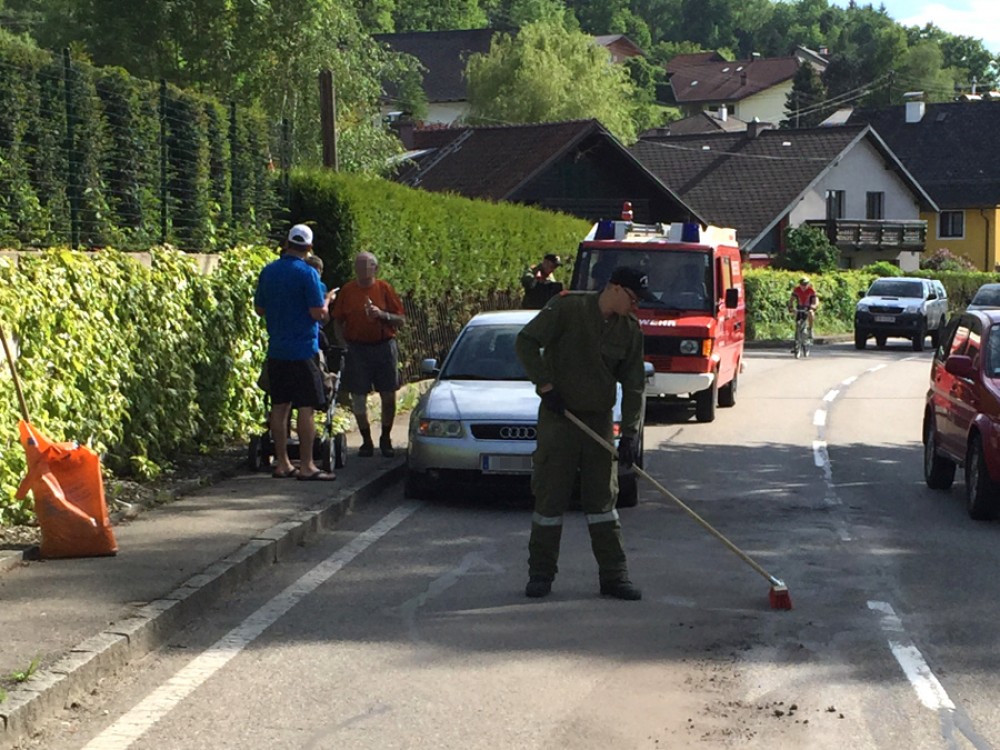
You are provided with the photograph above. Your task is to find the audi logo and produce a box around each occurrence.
[500,426,536,440]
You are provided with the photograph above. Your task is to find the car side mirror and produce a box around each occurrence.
[644,361,655,382]
[420,358,439,377]
[724,287,739,309]
[944,355,974,378]
[858,290,866,299]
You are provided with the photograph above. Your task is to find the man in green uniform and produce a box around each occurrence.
[515,266,651,600]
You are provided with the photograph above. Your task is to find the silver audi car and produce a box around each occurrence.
[404,309,645,506]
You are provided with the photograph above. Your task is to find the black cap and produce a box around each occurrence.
[543,253,562,266]
[609,266,655,301]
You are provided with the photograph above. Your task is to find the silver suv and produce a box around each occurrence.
[854,277,948,351]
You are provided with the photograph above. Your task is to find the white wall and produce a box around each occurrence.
[733,81,793,125]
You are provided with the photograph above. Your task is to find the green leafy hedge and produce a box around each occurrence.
[0,246,271,524]
[0,34,274,251]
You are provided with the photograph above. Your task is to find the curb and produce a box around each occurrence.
[0,460,405,749]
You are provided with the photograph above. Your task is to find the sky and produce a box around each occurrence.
[829,1,1000,55]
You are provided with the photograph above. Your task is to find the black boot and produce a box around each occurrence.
[358,428,374,457]
[525,576,553,598]
[379,432,395,458]
[600,579,642,600]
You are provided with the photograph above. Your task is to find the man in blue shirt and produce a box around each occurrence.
[254,224,336,480]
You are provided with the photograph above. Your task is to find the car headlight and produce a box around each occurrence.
[679,339,699,355]
[417,419,465,438]
[906,304,920,314]
[856,303,869,313]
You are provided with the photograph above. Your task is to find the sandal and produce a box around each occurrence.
[271,468,298,479]
[297,470,336,482]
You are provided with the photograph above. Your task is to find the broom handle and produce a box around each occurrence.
[563,409,781,587]
[0,320,29,423]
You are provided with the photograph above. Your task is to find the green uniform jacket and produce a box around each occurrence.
[515,292,645,437]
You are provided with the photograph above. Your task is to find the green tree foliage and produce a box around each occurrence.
[393,0,488,31]
[465,20,641,143]
[783,63,829,127]
[776,224,840,273]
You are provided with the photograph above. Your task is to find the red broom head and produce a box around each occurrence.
[769,584,793,610]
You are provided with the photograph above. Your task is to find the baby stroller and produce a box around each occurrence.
[248,337,348,473]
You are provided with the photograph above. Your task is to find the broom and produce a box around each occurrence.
[564,409,793,610]
[0,320,30,422]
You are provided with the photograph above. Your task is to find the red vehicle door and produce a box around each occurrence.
[933,315,978,456]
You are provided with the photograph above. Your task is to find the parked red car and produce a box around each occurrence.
[924,309,1000,519]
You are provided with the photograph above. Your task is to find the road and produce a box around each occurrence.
[23,342,1000,750]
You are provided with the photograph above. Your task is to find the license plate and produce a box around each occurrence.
[481,454,533,474]
[874,315,895,323]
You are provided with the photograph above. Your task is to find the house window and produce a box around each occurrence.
[866,192,884,220]
[826,190,845,220]
[939,210,965,239]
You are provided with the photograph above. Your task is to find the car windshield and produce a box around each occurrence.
[439,324,528,381]
[971,286,1000,308]
[869,279,923,298]
[988,327,1000,377]
[576,248,713,312]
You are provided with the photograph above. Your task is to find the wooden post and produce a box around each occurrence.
[319,69,338,171]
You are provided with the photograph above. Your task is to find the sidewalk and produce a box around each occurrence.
[0,415,409,749]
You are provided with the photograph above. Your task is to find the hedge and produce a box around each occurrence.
[0,246,272,524]
[0,34,274,251]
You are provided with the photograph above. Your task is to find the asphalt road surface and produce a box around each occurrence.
[23,342,1000,750]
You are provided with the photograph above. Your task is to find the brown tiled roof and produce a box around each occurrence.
[630,124,934,249]
[641,111,748,137]
[848,102,1000,208]
[374,29,497,102]
[668,56,800,104]
[665,52,727,75]
[392,119,701,222]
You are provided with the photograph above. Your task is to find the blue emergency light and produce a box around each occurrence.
[681,223,701,243]
[595,219,616,240]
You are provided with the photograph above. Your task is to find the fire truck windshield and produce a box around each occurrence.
[577,248,713,312]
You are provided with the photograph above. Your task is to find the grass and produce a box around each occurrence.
[8,656,40,683]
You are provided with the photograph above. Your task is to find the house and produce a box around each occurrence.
[391,119,702,224]
[374,29,496,126]
[630,122,937,270]
[640,107,749,137]
[375,29,647,127]
[665,53,805,126]
[847,100,1000,271]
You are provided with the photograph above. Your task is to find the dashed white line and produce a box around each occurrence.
[867,601,956,712]
[823,389,840,402]
[813,409,827,427]
[812,440,828,468]
[841,376,858,386]
[867,364,887,373]
[83,503,422,750]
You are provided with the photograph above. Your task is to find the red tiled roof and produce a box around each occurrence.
[668,56,800,104]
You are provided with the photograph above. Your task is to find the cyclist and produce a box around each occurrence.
[788,276,818,344]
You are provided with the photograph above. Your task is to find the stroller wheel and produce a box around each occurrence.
[334,432,347,469]
[319,437,335,473]
[248,434,267,472]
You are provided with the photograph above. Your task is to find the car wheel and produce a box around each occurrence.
[875,335,887,349]
[718,370,738,408]
[965,434,999,520]
[912,325,926,352]
[930,327,941,349]
[694,379,717,423]
[616,472,639,508]
[854,329,867,350]
[923,417,955,490]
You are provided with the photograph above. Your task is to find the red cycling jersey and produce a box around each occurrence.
[791,285,817,308]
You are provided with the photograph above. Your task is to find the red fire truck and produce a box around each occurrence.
[569,211,745,422]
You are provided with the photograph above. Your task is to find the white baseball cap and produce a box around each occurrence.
[287,224,313,247]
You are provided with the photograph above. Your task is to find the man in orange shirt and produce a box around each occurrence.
[331,252,406,457]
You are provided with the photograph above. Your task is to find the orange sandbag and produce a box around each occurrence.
[15,420,117,558]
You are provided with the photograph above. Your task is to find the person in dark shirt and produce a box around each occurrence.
[520,253,563,309]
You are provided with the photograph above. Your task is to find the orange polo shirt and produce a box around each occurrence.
[332,279,404,343]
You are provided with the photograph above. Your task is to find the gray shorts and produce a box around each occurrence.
[342,339,399,394]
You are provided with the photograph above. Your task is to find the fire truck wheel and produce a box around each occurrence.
[695,381,717,423]
[718,371,738,408]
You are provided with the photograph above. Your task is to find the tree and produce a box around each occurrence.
[778,225,839,273]
[465,20,641,143]
[392,0,487,31]
[783,63,829,128]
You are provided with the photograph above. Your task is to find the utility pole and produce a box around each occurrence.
[319,69,338,171]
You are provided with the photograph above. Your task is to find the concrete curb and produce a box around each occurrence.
[0,460,405,748]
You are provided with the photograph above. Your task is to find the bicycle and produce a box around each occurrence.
[791,306,812,358]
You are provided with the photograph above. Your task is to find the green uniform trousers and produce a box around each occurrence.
[528,407,628,583]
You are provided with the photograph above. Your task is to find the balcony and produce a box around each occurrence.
[804,219,927,250]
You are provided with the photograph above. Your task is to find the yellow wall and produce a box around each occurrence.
[922,207,1000,271]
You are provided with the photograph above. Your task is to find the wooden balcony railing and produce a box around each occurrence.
[804,219,927,250]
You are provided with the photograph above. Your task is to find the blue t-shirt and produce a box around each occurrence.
[254,255,325,360]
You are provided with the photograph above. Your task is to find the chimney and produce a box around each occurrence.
[719,104,728,122]
[747,117,771,139]
[740,71,747,86]
[904,91,925,123]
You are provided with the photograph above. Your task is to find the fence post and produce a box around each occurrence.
[318,69,337,171]
[159,79,168,245]
[62,48,79,248]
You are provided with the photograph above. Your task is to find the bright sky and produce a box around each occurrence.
[829,1,1000,55]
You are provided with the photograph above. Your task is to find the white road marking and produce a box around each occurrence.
[867,601,956,712]
[841,376,858,386]
[83,503,422,750]
[823,389,840,402]
[867,364,887,373]
[813,409,827,427]
[812,440,828,468]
